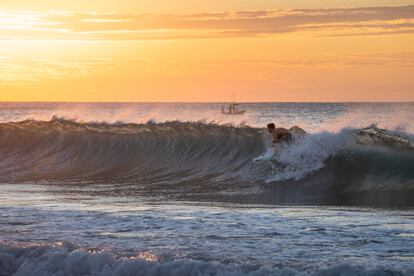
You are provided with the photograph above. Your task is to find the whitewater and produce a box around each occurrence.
[0,102,413,275]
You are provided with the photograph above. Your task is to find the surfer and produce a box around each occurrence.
[267,123,292,145]
[267,123,306,146]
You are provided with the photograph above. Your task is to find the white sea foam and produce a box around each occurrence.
[1,243,412,276]
[266,129,354,182]
[264,126,413,183]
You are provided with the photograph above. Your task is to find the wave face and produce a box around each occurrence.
[0,118,413,204]
[0,118,266,188]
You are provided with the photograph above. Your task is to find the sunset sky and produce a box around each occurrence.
[0,1,413,102]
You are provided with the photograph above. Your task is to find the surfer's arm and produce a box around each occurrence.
[272,137,281,146]
[271,131,280,145]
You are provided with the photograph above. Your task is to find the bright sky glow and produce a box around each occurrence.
[0,1,413,101]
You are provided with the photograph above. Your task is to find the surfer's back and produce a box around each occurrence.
[272,128,292,144]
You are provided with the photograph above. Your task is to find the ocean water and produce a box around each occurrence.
[0,102,413,275]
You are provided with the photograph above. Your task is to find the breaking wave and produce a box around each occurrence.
[1,242,412,276]
[266,125,414,183]
[0,117,413,197]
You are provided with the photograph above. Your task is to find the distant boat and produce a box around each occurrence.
[221,103,246,115]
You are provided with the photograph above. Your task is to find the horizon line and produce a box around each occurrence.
[0,100,413,104]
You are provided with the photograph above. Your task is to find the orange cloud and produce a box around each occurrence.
[1,6,414,40]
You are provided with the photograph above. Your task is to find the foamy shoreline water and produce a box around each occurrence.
[1,191,413,276]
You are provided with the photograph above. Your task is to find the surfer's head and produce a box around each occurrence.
[267,123,275,133]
